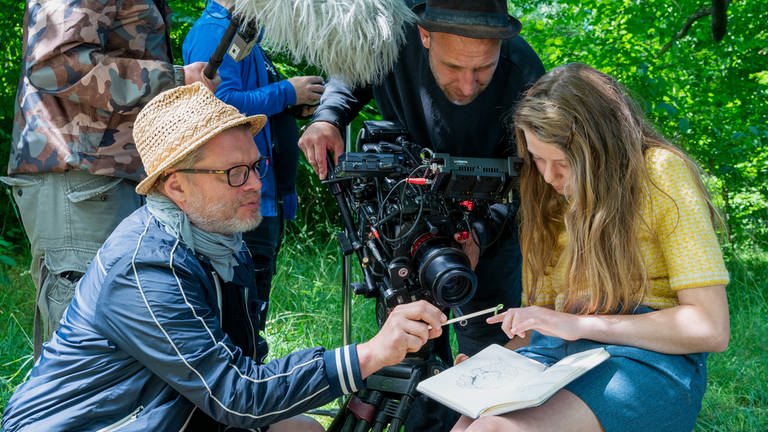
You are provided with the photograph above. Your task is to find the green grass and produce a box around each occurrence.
[264,225,379,358]
[695,250,768,431]
[1,228,767,430]
[0,259,34,411]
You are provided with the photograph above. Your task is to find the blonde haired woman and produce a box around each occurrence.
[452,63,730,432]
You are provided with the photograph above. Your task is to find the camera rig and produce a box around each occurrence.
[324,120,520,431]
[326,120,519,326]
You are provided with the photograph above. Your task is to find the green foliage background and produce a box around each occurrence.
[512,0,768,251]
[0,0,766,428]
[0,1,25,268]
[2,0,766,255]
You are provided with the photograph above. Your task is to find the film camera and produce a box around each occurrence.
[327,120,519,325]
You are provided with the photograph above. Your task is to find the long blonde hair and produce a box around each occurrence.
[513,63,720,314]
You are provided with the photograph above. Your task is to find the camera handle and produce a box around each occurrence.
[326,156,362,251]
[324,153,383,292]
[341,125,355,346]
[327,152,358,346]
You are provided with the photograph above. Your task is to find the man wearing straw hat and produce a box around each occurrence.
[1,83,447,432]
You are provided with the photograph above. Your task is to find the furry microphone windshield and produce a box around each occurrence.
[233,0,417,86]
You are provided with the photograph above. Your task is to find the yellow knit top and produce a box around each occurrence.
[527,147,729,311]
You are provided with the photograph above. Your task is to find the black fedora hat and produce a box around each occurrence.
[413,0,522,39]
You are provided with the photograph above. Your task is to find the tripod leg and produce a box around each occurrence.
[333,354,446,431]
[326,396,352,432]
[328,395,366,432]
[387,393,414,431]
[352,391,383,432]
[328,390,384,432]
[371,398,397,432]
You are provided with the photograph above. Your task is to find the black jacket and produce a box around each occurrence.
[312,20,544,158]
[311,17,545,249]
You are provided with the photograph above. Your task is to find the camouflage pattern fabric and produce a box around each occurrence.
[8,0,183,181]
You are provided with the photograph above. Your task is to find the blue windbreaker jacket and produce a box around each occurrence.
[2,206,362,431]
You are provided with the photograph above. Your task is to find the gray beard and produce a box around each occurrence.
[186,196,262,235]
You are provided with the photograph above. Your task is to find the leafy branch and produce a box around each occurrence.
[659,0,729,55]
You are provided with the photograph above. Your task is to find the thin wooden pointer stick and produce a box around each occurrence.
[442,304,505,327]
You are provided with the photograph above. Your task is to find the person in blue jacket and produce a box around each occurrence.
[183,0,325,366]
[1,83,446,432]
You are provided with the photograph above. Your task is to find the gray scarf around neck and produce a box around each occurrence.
[146,194,242,282]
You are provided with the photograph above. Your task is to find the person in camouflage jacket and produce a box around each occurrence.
[2,0,216,357]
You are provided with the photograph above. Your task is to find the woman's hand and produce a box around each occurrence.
[487,284,730,355]
[486,306,582,341]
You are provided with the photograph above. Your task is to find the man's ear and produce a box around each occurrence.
[160,172,188,211]
[417,25,431,49]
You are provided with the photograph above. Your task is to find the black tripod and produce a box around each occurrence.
[327,344,447,432]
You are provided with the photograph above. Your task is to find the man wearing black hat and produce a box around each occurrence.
[299,1,544,429]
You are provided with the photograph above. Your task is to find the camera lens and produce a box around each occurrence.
[413,236,477,308]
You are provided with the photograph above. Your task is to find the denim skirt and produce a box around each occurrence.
[516,319,707,431]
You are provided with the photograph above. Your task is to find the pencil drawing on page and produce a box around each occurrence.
[456,359,519,389]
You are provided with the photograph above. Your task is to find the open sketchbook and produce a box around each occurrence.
[416,344,610,418]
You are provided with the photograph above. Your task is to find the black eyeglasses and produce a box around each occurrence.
[169,156,270,187]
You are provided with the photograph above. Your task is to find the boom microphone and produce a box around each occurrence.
[204,11,260,80]
[203,14,242,80]
[232,0,417,86]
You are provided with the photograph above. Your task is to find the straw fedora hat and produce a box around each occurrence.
[133,82,266,195]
